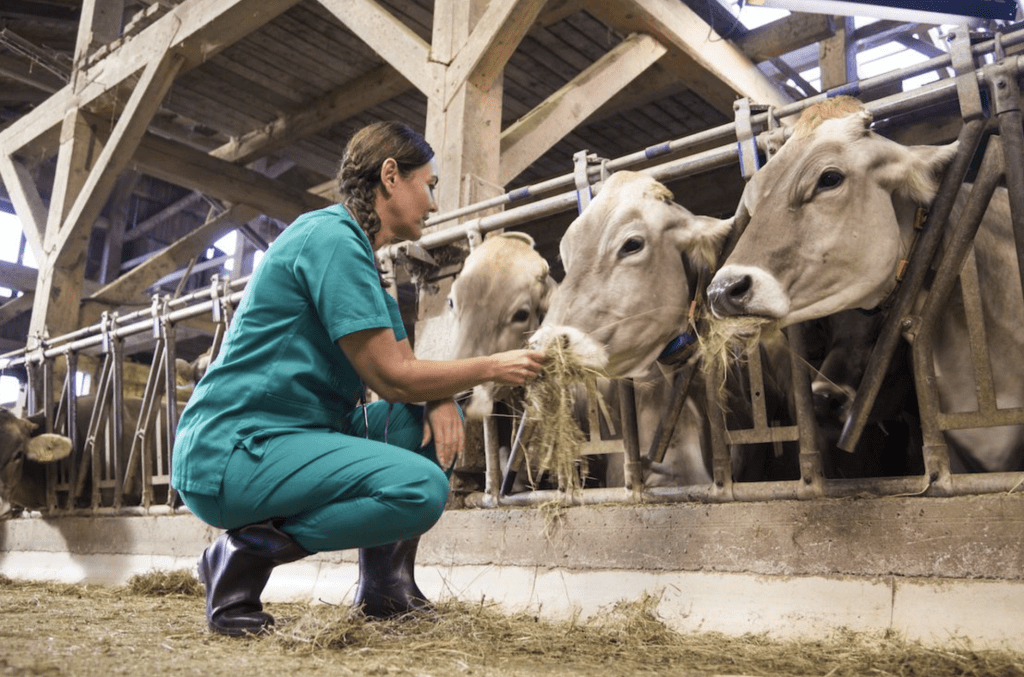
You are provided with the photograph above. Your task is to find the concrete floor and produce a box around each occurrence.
[2,493,1022,650]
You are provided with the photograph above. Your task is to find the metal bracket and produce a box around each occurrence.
[949,26,986,122]
[573,150,609,214]
[734,97,768,179]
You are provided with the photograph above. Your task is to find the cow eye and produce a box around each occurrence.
[816,170,844,192]
[618,237,644,258]
[511,309,531,324]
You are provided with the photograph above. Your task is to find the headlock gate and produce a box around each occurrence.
[2,25,1023,516]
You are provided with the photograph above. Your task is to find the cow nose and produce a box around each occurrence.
[812,382,852,423]
[707,273,753,317]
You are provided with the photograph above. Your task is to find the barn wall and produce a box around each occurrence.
[2,494,1022,649]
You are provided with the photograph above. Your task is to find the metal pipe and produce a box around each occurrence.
[913,138,1005,491]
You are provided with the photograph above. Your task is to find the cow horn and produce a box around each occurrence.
[26,433,73,463]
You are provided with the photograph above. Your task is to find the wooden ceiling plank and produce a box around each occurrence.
[0,53,66,94]
[444,0,547,107]
[316,0,437,99]
[0,154,46,260]
[0,0,302,158]
[213,65,412,166]
[589,0,791,109]
[499,32,667,185]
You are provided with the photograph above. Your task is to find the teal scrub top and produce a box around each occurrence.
[171,204,407,496]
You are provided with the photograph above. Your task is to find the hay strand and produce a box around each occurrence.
[522,338,608,495]
[125,569,204,597]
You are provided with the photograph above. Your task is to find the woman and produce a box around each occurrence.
[172,121,545,636]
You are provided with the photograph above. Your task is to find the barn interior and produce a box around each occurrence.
[2,0,1024,651]
[2,0,1014,366]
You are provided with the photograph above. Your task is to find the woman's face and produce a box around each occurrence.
[375,158,438,247]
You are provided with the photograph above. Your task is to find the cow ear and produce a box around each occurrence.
[878,140,959,205]
[537,275,558,322]
[26,433,73,463]
[671,213,735,268]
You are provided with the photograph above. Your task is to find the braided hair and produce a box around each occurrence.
[337,121,435,248]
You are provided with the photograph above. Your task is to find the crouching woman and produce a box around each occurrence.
[171,121,544,636]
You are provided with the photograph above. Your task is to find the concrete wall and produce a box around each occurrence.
[2,493,1023,650]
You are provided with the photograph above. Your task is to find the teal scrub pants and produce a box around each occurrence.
[179,401,453,554]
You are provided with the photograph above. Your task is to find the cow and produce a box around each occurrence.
[0,408,72,516]
[529,170,740,485]
[448,232,557,421]
[449,227,711,488]
[706,97,1023,473]
[806,310,923,478]
[1,394,179,516]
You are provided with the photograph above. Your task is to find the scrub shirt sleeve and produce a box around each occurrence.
[293,219,395,341]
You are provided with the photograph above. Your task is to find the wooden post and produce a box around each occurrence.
[819,16,857,91]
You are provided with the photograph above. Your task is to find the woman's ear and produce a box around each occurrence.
[380,157,399,186]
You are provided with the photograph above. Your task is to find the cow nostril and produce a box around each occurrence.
[708,274,754,316]
[727,274,752,299]
[813,389,849,421]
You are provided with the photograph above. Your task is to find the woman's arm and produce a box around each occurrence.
[338,327,544,403]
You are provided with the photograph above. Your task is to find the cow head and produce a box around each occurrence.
[449,232,557,417]
[533,171,733,378]
[0,407,73,514]
[708,99,958,326]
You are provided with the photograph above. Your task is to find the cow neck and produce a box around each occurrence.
[872,204,929,314]
[657,253,702,366]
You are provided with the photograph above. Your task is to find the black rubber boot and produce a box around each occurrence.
[197,519,311,636]
[353,537,431,618]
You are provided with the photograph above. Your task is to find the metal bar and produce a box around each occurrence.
[787,325,825,498]
[990,62,1024,308]
[162,317,179,508]
[647,364,697,464]
[957,248,999,415]
[913,137,1005,492]
[110,332,125,509]
[617,380,643,497]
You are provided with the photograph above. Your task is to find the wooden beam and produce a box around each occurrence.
[500,33,667,185]
[444,0,546,108]
[0,154,46,261]
[819,16,857,91]
[316,0,439,100]
[0,294,33,328]
[733,13,835,63]
[0,0,302,158]
[589,0,791,109]
[211,64,412,166]
[49,52,186,260]
[132,134,330,222]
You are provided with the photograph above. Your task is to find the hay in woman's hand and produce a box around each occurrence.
[523,338,608,495]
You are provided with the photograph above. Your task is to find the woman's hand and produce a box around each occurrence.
[489,349,546,386]
[422,398,464,471]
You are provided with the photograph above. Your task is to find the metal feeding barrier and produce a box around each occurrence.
[2,25,1023,515]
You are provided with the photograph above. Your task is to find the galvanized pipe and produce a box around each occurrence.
[913,138,1005,489]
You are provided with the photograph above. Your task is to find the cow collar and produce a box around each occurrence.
[658,255,703,366]
[871,205,929,315]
